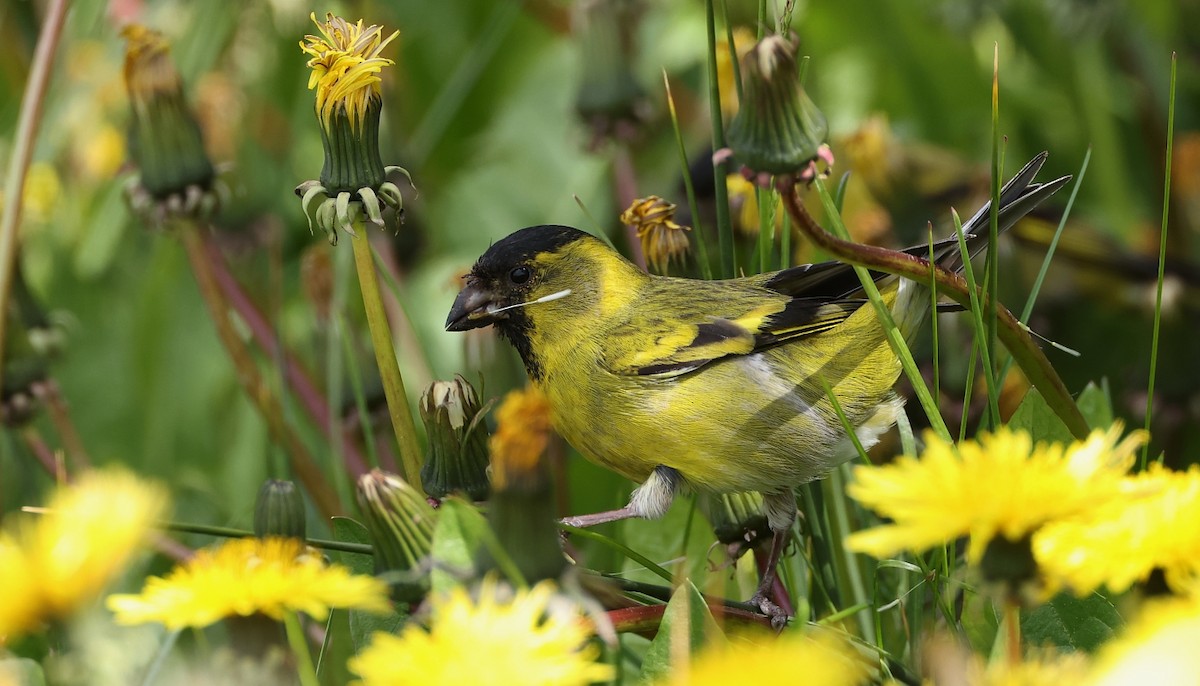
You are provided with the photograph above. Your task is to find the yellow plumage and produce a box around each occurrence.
[445,154,1067,615]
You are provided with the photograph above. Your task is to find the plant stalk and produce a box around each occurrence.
[0,0,69,394]
[348,222,424,491]
[180,224,342,519]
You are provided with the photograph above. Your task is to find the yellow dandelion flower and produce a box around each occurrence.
[715,27,756,119]
[1090,594,1200,686]
[1036,464,1200,595]
[657,630,869,686]
[846,425,1143,565]
[620,195,691,274]
[488,385,553,490]
[20,162,61,224]
[0,468,166,642]
[971,652,1092,686]
[300,13,399,131]
[107,537,390,630]
[348,577,613,686]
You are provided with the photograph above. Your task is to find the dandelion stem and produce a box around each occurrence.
[612,145,648,271]
[41,380,92,469]
[0,0,69,395]
[1144,52,1177,468]
[180,224,342,519]
[705,0,736,278]
[201,231,370,477]
[284,611,321,686]
[20,426,63,482]
[1005,600,1021,665]
[348,220,424,491]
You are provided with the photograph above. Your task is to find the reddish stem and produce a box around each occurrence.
[201,235,370,478]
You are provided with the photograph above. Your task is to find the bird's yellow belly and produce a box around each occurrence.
[544,340,903,495]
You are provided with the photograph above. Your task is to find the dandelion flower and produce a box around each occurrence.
[1090,593,1200,686]
[656,630,869,686]
[1036,464,1200,595]
[296,13,409,242]
[107,537,390,630]
[300,13,397,132]
[348,577,613,686]
[620,195,691,274]
[0,468,166,641]
[488,385,553,490]
[846,426,1143,566]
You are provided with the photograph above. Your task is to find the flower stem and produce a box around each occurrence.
[179,224,342,519]
[1005,600,1022,665]
[0,0,69,395]
[41,380,92,469]
[200,232,370,477]
[283,611,320,686]
[348,221,424,491]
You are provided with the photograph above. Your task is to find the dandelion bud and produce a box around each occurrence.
[726,33,831,185]
[121,25,218,218]
[483,386,566,582]
[699,492,772,551]
[620,196,691,274]
[420,376,491,501]
[356,470,435,602]
[253,479,307,540]
[574,0,647,143]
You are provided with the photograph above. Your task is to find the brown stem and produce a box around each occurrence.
[179,224,342,519]
[199,234,369,477]
[0,0,69,394]
[781,189,1090,440]
[21,426,63,482]
[39,380,91,470]
[612,145,647,271]
[607,600,773,638]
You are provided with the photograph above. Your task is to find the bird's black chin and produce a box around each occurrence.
[445,284,505,332]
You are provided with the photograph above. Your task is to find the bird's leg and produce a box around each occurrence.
[750,490,799,629]
[561,466,681,528]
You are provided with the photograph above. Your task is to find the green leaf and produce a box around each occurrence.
[430,497,491,593]
[1075,381,1114,430]
[640,581,725,682]
[1021,591,1122,653]
[1008,388,1073,445]
[348,607,409,655]
[330,517,410,652]
[329,516,374,576]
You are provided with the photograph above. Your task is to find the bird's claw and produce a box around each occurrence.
[749,592,790,630]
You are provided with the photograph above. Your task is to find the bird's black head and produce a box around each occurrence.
[445,225,593,375]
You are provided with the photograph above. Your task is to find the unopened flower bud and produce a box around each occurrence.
[356,469,436,602]
[122,25,219,219]
[253,479,307,540]
[574,0,647,143]
[420,376,491,501]
[726,33,831,185]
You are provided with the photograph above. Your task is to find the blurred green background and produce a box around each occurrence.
[1,0,1196,546]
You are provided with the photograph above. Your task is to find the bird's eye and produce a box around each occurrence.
[509,266,531,285]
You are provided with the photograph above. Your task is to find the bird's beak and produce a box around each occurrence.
[445,282,500,332]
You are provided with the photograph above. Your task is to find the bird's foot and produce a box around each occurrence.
[749,591,790,630]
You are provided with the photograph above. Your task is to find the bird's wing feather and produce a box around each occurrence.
[603,295,861,378]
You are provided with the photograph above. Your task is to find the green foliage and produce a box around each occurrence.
[640,581,723,682]
[1021,592,1123,653]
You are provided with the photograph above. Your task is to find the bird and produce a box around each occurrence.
[445,153,1069,620]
